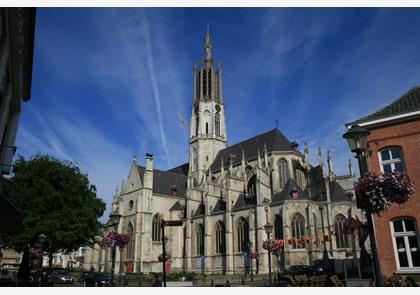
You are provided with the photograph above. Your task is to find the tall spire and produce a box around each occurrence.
[204,23,212,64]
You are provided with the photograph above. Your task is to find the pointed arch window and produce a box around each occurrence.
[275,214,283,240]
[278,159,289,190]
[247,174,257,197]
[215,221,226,254]
[152,214,161,242]
[334,214,349,249]
[237,217,249,253]
[195,114,199,136]
[295,168,306,190]
[197,224,205,256]
[291,213,305,249]
[193,148,198,172]
[215,112,220,137]
[126,222,135,260]
[313,214,320,248]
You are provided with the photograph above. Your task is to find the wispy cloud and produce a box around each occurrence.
[16,8,420,221]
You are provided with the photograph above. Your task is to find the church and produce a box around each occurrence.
[88,30,363,276]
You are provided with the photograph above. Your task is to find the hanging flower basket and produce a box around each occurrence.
[158,253,171,262]
[262,239,284,256]
[104,231,129,248]
[355,171,414,214]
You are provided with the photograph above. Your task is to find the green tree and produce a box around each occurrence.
[1,154,106,265]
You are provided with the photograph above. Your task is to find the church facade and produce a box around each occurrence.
[87,31,364,276]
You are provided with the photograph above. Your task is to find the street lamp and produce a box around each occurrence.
[109,212,121,283]
[248,241,253,282]
[343,125,384,287]
[264,223,273,286]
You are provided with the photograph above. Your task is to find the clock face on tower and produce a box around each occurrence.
[215,104,221,112]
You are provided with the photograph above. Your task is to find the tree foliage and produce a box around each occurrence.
[1,155,106,256]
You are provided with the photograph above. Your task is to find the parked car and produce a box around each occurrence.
[50,269,74,284]
[83,272,115,287]
[284,264,325,276]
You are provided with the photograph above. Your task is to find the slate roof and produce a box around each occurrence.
[232,194,257,211]
[167,162,189,176]
[272,179,308,203]
[169,201,184,211]
[210,128,296,172]
[137,166,187,197]
[329,182,352,203]
[348,86,420,126]
[212,199,226,213]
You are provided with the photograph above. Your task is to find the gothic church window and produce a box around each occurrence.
[126,222,135,260]
[195,114,199,136]
[278,159,289,190]
[197,224,205,256]
[313,214,320,248]
[206,122,208,134]
[152,214,161,242]
[247,174,257,197]
[237,217,249,253]
[215,112,220,137]
[295,168,306,190]
[215,221,226,254]
[275,214,283,240]
[291,213,305,249]
[334,214,349,249]
[193,148,198,172]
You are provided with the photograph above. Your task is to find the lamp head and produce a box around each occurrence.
[343,125,370,153]
[109,212,122,227]
[264,223,273,234]
[38,233,47,244]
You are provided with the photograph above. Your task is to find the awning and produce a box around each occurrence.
[0,191,23,233]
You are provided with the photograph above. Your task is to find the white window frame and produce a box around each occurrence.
[378,147,405,173]
[389,218,420,272]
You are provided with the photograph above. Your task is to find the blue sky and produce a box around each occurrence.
[17,8,420,221]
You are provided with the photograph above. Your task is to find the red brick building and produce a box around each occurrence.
[347,86,420,277]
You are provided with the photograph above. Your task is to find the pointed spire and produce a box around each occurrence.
[204,23,212,64]
[327,150,335,178]
[264,143,268,168]
[318,147,324,171]
[349,158,355,177]
[120,180,125,193]
[304,142,309,168]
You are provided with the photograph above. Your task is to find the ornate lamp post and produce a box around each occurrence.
[248,241,253,282]
[343,125,384,287]
[263,223,273,286]
[109,212,121,283]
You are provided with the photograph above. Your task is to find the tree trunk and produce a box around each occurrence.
[49,251,53,267]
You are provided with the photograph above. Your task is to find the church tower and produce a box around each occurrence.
[189,26,227,185]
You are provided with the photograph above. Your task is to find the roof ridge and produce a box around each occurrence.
[137,164,188,178]
[350,86,420,125]
[220,128,279,152]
